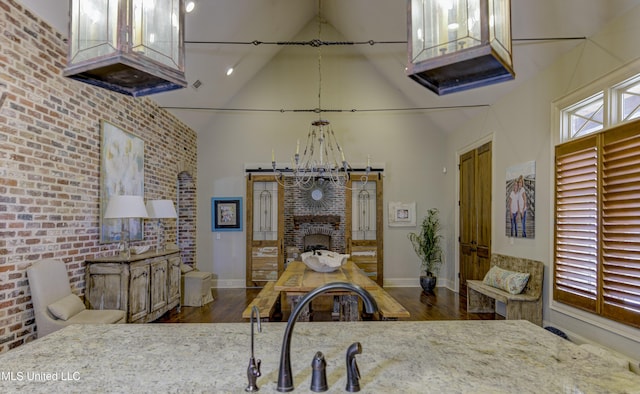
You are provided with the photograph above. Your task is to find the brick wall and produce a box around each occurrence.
[0,1,198,352]
[283,178,346,254]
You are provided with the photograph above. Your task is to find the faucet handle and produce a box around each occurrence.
[310,351,328,392]
[345,342,362,392]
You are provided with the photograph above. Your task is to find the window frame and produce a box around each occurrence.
[551,58,640,338]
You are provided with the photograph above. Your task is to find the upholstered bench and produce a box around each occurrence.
[181,265,214,307]
[467,253,544,326]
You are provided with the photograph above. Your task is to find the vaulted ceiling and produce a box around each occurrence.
[20,0,640,134]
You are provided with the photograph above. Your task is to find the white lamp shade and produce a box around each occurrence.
[146,199,178,219]
[104,195,149,219]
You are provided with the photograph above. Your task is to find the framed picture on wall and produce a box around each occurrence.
[212,197,243,231]
[388,201,417,227]
[100,120,145,243]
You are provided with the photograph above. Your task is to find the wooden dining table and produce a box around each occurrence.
[274,260,408,321]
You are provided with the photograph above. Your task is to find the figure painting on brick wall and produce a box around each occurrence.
[505,161,535,239]
[100,120,145,243]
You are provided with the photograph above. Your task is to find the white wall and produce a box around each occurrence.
[444,6,640,360]
[197,21,448,288]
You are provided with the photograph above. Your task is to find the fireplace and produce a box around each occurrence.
[284,178,346,254]
[303,231,331,252]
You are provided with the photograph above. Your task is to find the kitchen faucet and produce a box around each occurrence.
[276,282,379,392]
[245,306,261,392]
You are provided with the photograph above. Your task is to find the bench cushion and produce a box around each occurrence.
[467,280,539,304]
[482,266,530,294]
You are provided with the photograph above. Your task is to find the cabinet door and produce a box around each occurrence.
[129,264,150,322]
[85,263,127,310]
[150,259,168,312]
[167,255,181,305]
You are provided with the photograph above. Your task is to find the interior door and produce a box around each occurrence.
[246,175,284,287]
[346,173,384,285]
[459,141,492,295]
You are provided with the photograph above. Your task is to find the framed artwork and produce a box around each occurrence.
[212,197,243,232]
[388,201,416,227]
[100,120,145,243]
[505,160,535,239]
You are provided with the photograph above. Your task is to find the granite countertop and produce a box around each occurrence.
[1,320,639,393]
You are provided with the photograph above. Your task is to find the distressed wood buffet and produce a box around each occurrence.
[84,249,181,323]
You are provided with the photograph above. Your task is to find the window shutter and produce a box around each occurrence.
[554,136,599,312]
[601,125,640,327]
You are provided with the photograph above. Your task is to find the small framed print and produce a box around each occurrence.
[388,201,416,227]
[212,197,242,232]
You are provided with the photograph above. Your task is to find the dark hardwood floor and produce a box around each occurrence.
[155,287,502,323]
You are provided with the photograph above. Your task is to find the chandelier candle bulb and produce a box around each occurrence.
[296,139,300,155]
[272,149,275,162]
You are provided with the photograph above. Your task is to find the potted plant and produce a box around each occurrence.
[408,208,443,293]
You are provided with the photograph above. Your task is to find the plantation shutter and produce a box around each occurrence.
[601,125,640,327]
[554,136,599,312]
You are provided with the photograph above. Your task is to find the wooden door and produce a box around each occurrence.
[459,141,492,295]
[246,175,284,287]
[346,173,384,285]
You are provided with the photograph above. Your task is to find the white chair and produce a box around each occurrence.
[27,259,125,338]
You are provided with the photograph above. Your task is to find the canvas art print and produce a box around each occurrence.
[100,121,145,243]
[505,161,535,238]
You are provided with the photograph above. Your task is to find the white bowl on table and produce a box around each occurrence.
[301,250,350,272]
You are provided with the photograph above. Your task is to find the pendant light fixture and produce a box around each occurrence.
[63,0,187,97]
[406,0,514,95]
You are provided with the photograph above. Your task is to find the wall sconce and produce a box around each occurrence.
[406,0,514,95]
[63,0,187,97]
[104,195,149,258]
[146,199,178,252]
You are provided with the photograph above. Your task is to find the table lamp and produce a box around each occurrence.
[104,195,148,258]
[146,199,178,252]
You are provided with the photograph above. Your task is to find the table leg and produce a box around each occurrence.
[339,295,359,321]
[288,295,312,321]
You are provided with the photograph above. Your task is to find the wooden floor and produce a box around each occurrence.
[155,287,502,323]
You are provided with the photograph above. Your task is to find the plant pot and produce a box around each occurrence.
[420,275,436,294]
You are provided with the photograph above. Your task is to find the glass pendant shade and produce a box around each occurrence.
[63,0,187,97]
[407,0,514,95]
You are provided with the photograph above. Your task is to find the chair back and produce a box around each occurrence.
[27,259,72,318]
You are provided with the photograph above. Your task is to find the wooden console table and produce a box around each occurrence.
[85,249,181,323]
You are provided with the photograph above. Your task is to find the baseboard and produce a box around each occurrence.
[212,279,245,288]
[383,277,455,290]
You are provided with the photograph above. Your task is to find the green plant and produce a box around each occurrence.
[408,208,443,276]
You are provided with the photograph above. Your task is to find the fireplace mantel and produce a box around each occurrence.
[293,215,341,230]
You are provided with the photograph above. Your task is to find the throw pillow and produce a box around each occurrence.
[47,293,86,321]
[482,266,530,295]
[181,264,194,274]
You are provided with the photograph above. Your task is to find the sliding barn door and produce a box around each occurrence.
[346,173,384,285]
[246,175,284,287]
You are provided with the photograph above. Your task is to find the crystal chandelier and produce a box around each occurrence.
[272,1,370,189]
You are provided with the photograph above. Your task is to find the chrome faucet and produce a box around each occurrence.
[276,282,379,392]
[245,306,262,392]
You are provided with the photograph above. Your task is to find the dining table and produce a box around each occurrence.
[274,260,408,321]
